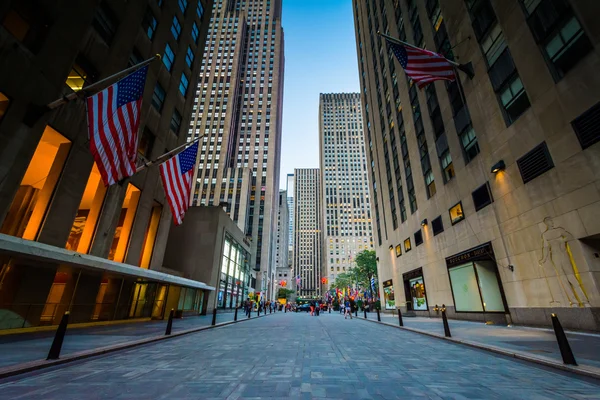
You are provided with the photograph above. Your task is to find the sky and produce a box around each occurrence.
[279,0,360,189]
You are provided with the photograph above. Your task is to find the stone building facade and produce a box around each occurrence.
[353,0,600,330]
[0,0,213,330]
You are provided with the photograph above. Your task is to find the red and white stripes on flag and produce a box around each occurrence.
[159,141,199,226]
[387,39,456,88]
[86,66,148,186]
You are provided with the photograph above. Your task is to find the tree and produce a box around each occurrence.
[330,272,354,291]
[277,288,294,299]
[354,250,378,288]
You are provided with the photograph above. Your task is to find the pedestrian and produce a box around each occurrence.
[315,302,320,316]
[309,301,315,316]
[344,299,352,319]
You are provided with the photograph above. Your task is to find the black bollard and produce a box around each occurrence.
[355,308,358,317]
[270,307,272,314]
[551,313,577,365]
[165,309,174,335]
[47,311,70,360]
[212,307,217,326]
[285,306,287,313]
[441,304,451,337]
[257,307,260,317]
[376,308,381,322]
[248,306,251,319]
[397,308,404,327]
[234,306,239,322]
[364,308,367,319]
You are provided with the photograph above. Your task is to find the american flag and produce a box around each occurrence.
[386,39,456,88]
[159,141,199,226]
[87,66,148,186]
[295,275,301,288]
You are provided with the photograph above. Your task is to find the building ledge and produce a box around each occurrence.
[0,234,214,291]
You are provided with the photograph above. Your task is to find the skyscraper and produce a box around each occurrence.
[293,168,322,298]
[188,0,285,299]
[275,190,290,293]
[353,0,600,330]
[319,93,373,288]
[286,173,294,268]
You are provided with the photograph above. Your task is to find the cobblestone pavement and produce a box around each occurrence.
[360,311,600,369]
[0,312,598,400]
[0,309,251,368]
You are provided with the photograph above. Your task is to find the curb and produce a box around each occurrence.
[357,316,600,381]
[0,312,275,380]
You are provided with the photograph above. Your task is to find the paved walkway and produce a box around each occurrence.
[358,311,600,369]
[0,309,264,369]
[0,312,598,399]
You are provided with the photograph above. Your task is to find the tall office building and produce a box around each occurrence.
[188,0,285,299]
[0,0,213,331]
[319,93,373,288]
[293,169,323,298]
[286,173,294,267]
[275,190,291,292]
[353,0,600,330]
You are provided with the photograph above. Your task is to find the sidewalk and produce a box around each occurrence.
[360,310,600,370]
[0,309,261,370]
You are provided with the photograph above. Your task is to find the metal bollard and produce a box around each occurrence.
[364,308,367,318]
[285,306,287,313]
[47,311,70,360]
[355,307,358,317]
[248,307,251,318]
[257,307,260,317]
[551,313,577,365]
[212,307,217,326]
[234,306,239,322]
[270,307,272,314]
[165,309,174,335]
[397,308,403,327]
[376,308,381,322]
[441,304,451,337]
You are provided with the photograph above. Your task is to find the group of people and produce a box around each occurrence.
[242,299,280,316]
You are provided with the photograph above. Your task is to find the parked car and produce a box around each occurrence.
[297,303,311,312]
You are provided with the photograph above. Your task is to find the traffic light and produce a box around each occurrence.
[280,280,287,287]
[321,277,328,284]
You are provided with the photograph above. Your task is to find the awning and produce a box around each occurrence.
[0,234,214,291]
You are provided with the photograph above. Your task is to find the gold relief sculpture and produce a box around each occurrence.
[538,217,590,307]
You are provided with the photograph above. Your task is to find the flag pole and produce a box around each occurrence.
[47,54,162,110]
[135,135,202,174]
[377,31,474,79]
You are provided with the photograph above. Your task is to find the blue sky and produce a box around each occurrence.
[279,0,359,189]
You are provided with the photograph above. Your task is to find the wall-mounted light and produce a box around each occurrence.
[389,245,393,250]
[491,160,506,174]
[421,219,428,226]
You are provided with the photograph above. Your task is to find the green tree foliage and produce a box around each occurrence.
[330,272,354,291]
[353,250,378,288]
[277,288,295,299]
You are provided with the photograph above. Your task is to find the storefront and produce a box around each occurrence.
[382,279,395,310]
[445,242,508,315]
[403,267,428,312]
[217,234,251,309]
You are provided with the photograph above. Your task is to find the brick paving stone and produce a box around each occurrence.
[0,313,599,399]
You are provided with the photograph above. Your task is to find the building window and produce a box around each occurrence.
[414,230,423,246]
[171,16,182,40]
[151,83,166,111]
[170,109,182,135]
[185,46,194,68]
[395,244,402,257]
[2,9,30,41]
[544,17,591,79]
[425,170,436,198]
[178,0,188,14]
[143,8,157,40]
[440,150,454,182]
[0,126,71,240]
[449,202,465,225]
[472,182,493,211]
[108,184,141,262]
[197,1,204,19]
[481,24,507,66]
[571,101,600,150]
[138,127,155,159]
[139,202,162,269]
[92,3,118,44]
[65,63,89,91]
[459,125,480,162]
[499,76,530,124]
[66,164,107,254]
[404,238,412,252]
[191,22,200,44]
[432,216,444,236]
[163,44,175,71]
[0,92,9,122]
[179,73,189,96]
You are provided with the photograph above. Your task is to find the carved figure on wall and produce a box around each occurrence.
[538,217,590,307]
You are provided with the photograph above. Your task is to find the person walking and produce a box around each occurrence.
[344,299,352,319]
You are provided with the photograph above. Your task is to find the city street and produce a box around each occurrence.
[0,312,598,399]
